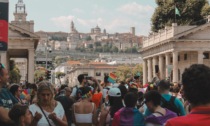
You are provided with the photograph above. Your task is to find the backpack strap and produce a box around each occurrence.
[161,96,168,104]
[169,96,175,104]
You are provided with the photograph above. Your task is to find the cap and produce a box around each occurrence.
[108,88,121,97]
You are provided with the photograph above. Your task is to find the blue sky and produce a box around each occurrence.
[8,0,156,36]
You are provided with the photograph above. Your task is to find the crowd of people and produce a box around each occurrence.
[0,63,210,126]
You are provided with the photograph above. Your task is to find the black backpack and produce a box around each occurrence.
[161,96,180,116]
[75,86,82,101]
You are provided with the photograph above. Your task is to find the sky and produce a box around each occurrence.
[9,0,156,35]
[9,0,157,36]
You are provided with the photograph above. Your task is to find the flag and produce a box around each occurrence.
[108,73,117,84]
[175,7,181,16]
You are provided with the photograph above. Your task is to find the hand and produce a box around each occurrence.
[34,111,42,121]
[48,113,57,121]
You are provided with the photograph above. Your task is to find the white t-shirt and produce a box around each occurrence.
[29,101,65,126]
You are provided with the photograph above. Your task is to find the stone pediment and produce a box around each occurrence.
[8,23,40,49]
[9,24,40,38]
[174,22,210,40]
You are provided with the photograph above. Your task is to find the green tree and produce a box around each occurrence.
[9,60,21,83]
[34,69,46,82]
[94,42,101,47]
[114,64,143,82]
[56,72,66,85]
[86,36,92,41]
[152,0,210,32]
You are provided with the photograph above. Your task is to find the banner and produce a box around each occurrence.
[0,0,9,51]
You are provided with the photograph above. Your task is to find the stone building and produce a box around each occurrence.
[0,0,39,83]
[141,21,210,84]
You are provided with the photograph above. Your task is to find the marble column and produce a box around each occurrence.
[159,55,164,79]
[147,58,152,82]
[198,51,204,64]
[173,51,178,83]
[28,49,35,83]
[165,53,170,78]
[143,59,147,84]
[0,52,8,69]
[152,57,158,77]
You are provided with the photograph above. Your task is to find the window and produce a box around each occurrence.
[184,54,187,60]
[170,57,173,63]
[203,53,209,59]
[178,55,180,61]
[96,72,101,76]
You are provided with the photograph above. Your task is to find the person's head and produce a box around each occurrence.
[77,74,86,84]
[144,90,161,112]
[78,86,92,100]
[108,88,123,117]
[118,85,127,99]
[64,87,71,97]
[124,92,138,108]
[37,81,54,106]
[134,75,140,82]
[0,63,9,86]
[9,104,32,126]
[104,75,109,86]
[10,84,22,98]
[182,64,210,106]
[157,80,170,93]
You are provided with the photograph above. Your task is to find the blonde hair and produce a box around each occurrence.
[37,81,55,107]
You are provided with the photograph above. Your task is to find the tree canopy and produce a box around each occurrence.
[152,0,210,32]
[9,60,21,83]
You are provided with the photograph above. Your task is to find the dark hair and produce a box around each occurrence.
[182,64,210,106]
[10,84,20,96]
[78,86,91,96]
[128,87,138,94]
[124,92,138,107]
[144,91,161,107]
[157,80,170,91]
[104,75,109,83]
[77,74,85,84]
[118,85,127,99]
[146,83,158,92]
[108,96,123,118]
[9,104,28,124]
[138,91,144,103]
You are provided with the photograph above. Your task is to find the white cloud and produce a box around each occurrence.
[117,2,154,17]
[51,16,75,28]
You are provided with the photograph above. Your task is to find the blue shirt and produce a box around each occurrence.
[0,88,18,110]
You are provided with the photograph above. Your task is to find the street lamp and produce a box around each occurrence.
[45,35,51,69]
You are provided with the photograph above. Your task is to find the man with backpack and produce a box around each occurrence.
[70,74,87,100]
[145,80,185,117]
[157,80,185,116]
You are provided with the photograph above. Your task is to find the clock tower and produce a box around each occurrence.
[14,0,27,22]
[11,0,34,32]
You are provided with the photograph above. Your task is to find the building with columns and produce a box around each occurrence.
[141,20,210,84]
[0,0,39,83]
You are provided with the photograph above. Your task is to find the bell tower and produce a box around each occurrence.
[11,0,34,32]
[14,0,27,21]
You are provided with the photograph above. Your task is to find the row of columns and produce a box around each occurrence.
[143,51,179,84]
[143,51,205,84]
[0,49,35,83]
